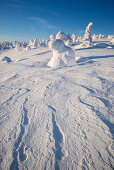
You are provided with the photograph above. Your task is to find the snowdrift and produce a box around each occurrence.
[1,56,12,63]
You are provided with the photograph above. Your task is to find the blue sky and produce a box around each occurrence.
[0,0,114,42]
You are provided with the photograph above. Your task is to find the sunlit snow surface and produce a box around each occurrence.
[0,42,114,170]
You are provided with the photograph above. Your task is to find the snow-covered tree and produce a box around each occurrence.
[48,39,75,67]
[71,34,76,43]
[33,38,38,48]
[56,31,73,45]
[108,35,114,39]
[39,38,47,47]
[15,42,21,51]
[92,34,97,40]
[29,39,34,46]
[84,22,93,42]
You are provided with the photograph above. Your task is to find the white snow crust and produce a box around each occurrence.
[0,38,114,170]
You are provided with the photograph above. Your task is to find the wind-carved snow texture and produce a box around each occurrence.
[10,98,29,170]
[0,46,114,170]
[78,76,114,138]
[78,96,114,138]
[48,105,64,170]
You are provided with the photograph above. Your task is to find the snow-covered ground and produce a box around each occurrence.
[0,41,114,170]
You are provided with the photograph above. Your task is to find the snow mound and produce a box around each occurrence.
[75,41,93,49]
[48,39,75,67]
[1,56,12,63]
[107,46,113,49]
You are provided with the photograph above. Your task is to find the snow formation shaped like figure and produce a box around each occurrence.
[56,31,72,45]
[48,39,75,67]
[84,22,93,42]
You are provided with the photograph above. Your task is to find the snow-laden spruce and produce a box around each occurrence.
[75,22,94,49]
[48,39,75,67]
[84,22,93,42]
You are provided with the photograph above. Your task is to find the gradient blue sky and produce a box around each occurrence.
[0,0,114,42]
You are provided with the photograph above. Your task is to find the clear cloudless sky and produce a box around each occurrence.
[0,0,114,42]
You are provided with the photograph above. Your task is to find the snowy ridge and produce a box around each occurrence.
[0,45,114,169]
